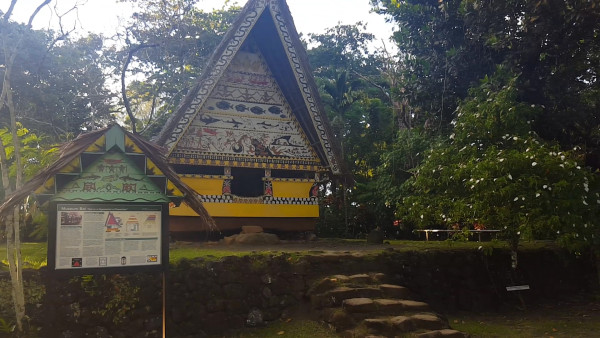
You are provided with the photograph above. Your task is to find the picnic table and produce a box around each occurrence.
[414,229,501,242]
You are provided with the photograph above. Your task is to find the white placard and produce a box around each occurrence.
[55,204,162,270]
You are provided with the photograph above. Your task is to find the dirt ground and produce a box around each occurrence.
[180,238,396,253]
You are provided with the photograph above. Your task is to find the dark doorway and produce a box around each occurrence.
[231,167,264,197]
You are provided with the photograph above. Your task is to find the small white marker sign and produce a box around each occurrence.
[506,285,530,291]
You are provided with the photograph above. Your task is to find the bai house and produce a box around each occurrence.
[156,0,344,235]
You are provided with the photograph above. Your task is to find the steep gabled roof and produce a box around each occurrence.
[156,0,343,175]
[0,125,215,229]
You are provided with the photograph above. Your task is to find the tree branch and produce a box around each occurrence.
[2,0,18,22]
[121,43,158,134]
[27,0,52,27]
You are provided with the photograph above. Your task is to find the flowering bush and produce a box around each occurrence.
[398,69,599,267]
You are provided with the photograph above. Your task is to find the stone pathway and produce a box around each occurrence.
[307,273,469,338]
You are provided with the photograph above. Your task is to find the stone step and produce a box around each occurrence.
[415,329,470,338]
[307,273,390,297]
[343,298,377,313]
[374,299,430,314]
[365,314,447,332]
[342,298,430,315]
[311,286,386,308]
[309,272,468,338]
[342,313,449,337]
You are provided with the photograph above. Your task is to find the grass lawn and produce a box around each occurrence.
[0,242,47,269]
[448,296,600,337]
[221,319,337,338]
[0,239,557,267]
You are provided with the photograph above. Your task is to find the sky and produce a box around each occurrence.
[6,0,397,51]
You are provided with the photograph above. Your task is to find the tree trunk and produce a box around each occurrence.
[1,1,55,332]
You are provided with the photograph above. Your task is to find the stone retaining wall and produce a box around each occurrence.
[1,247,595,337]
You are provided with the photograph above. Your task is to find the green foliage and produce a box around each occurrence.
[0,124,57,200]
[371,0,502,128]
[0,21,115,135]
[399,69,599,252]
[0,279,45,320]
[0,317,14,334]
[78,274,140,325]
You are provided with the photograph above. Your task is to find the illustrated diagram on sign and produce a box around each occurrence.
[126,215,139,231]
[144,214,156,226]
[105,212,122,232]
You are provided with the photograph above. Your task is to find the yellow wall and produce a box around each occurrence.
[174,176,318,218]
[272,181,312,198]
[171,202,319,218]
[181,176,223,195]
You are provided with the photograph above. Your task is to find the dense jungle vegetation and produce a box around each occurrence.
[1,0,600,332]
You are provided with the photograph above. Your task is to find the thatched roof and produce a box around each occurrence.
[155,0,346,176]
[0,125,215,229]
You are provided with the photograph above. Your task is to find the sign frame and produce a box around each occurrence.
[48,202,169,275]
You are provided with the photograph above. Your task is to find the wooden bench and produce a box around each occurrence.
[414,229,501,242]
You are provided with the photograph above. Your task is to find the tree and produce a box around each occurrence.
[0,23,115,138]
[113,0,240,135]
[308,23,400,236]
[0,0,76,332]
[399,69,598,269]
[371,0,600,166]
[370,0,503,131]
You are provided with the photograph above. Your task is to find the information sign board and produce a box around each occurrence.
[52,203,164,271]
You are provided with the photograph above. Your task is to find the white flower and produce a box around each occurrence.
[577,166,581,170]
[513,136,518,141]
[543,185,548,189]
[508,174,513,180]
[450,133,455,139]
[531,162,537,167]
[420,214,424,219]
[514,197,519,201]
[583,200,588,206]
[561,155,565,160]
[536,193,540,198]
[559,164,564,168]
[499,158,505,162]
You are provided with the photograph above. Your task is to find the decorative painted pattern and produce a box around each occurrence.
[180,174,233,180]
[266,177,315,183]
[173,49,319,163]
[53,152,169,203]
[169,155,320,170]
[163,2,266,151]
[163,0,340,173]
[268,1,340,174]
[194,194,317,205]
